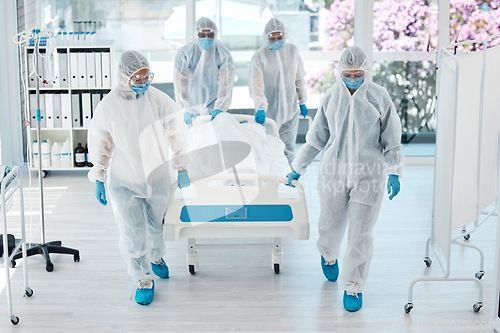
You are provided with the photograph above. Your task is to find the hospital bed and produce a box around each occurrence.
[163,114,309,274]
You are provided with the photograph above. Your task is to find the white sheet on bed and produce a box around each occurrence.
[187,113,291,178]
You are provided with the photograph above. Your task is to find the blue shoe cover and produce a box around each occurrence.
[151,258,170,279]
[321,256,339,282]
[135,280,154,305]
[343,290,362,312]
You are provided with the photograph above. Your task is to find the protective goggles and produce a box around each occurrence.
[341,70,364,78]
[198,29,215,39]
[130,72,154,85]
[267,32,284,42]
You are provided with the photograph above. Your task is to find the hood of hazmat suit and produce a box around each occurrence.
[88,50,189,194]
[249,18,307,128]
[174,16,235,116]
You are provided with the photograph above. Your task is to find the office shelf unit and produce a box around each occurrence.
[25,43,114,171]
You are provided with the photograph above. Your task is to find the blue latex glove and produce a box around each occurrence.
[95,181,107,206]
[387,174,400,200]
[285,170,301,187]
[299,104,308,118]
[178,170,190,189]
[209,109,223,120]
[255,110,266,124]
[183,112,196,125]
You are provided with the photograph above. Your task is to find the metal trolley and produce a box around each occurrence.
[1,166,33,325]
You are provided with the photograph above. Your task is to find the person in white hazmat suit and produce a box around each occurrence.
[174,17,235,125]
[88,50,191,306]
[249,18,308,165]
[286,46,403,312]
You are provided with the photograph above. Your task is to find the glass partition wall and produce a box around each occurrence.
[23,0,500,142]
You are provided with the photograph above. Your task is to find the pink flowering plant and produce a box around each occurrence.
[307,0,500,133]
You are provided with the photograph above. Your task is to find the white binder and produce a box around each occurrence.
[95,52,102,87]
[101,52,111,88]
[28,52,36,88]
[38,50,46,87]
[82,93,92,127]
[59,52,69,88]
[45,93,54,128]
[29,94,37,128]
[29,51,45,88]
[53,93,62,128]
[77,53,87,87]
[49,52,60,88]
[71,94,81,128]
[39,94,46,128]
[91,93,101,118]
[86,52,96,88]
[61,93,72,128]
[70,53,79,87]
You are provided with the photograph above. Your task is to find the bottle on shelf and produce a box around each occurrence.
[41,140,51,168]
[74,143,86,167]
[85,144,93,167]
[51,142,61,168]
[61,139,71,168]
[32,140,39,167]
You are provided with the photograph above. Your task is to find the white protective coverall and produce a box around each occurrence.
[292,46,404,293]
[174,17,235,116]
[249,18,307,164]
[88,50,188,281]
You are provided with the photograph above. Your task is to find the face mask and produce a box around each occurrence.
[268,39,285,51]
[198,38,214,51]
[130,82,150,94]
[342,77,364,90]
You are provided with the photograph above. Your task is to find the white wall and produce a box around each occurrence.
[0,1,23,165]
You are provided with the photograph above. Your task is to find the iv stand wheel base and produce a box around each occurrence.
[12,240,80,272]
[24,287,33,297]
[10,315,19,325]
[423,257,432,267]
[473,302,482,312]
[46,262,53,272]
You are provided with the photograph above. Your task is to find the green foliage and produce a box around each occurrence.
[373,61,437,133]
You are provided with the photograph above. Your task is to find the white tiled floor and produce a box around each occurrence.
[0,164,497,332]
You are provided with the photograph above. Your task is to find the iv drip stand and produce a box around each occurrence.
[12,33,80,272]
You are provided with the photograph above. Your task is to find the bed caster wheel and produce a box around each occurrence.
[404,303,413,313]
[24,287,33,297]
[473,302,482,312]
[74,254,80,262]
[187,252,198,275]
[463,234,470,241]
[46,263,54,272]
[10,260,16,268]
[272,250,282,274]
[11,315,19,325]
[423,257,432,267]
[42,170,48,178]
[475,271,484,280]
